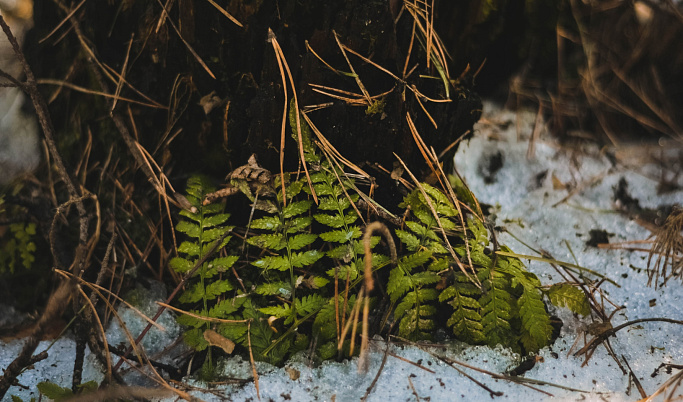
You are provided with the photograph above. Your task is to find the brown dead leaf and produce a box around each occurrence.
[551,173,566,190]
[285,366,300,381]
[203,329,235,354]
[199,90,223,115]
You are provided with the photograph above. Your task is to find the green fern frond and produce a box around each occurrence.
[282,200,314,219]
[248,233,285,250]
[177,241,200,257]
[210,297,246,317]
[259,303,293,321]
[176,312,207,328]
[170,175,238,367]
[395,229,420,251]
[0,222,37,274]
[326,262,359,281]
[547,283,590,316]
[250,216,282,231]
[319,227,361,243]
[287,233,318,250]
[313,212,358,228]
[285,217,313,234]
[255,282,292,297]
[518,286,553,352]
[479,268,514,349]
[405,221,440,242]
[441,284,485,343]
[468,218,490,250]
[183,328,209,351]
[395,288,439,340]
[295,294,327,316]
[398,249,433,272]
[204,255,239,278]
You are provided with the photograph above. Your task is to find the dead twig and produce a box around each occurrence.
[0,13,92,399]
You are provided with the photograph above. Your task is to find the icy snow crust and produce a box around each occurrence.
[3,102,683,401]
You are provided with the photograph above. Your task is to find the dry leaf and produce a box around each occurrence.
[199,90,223,115]
[285,366,300,381]
[203,329,235,354]
[551,173,566,190]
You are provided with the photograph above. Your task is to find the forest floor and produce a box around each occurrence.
[3,102,683,401]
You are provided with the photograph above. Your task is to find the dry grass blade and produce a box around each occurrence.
[155,0,174,33]
[430,145,481,276]
[112,229,232,372]
[361,340,391,401]
[574,317,683,367]
[332,30,371,104]
[647,206,683,288]
[56,269,166,332]
[133,141,180,247]
[411,87,438,129]
[62,386,173,402]
[496,250,620,287]
[300,111,370,178]
[305,40,352,76]
[309,83,393,107]
[644,368,683,402]
[404,115,481,280]
[300,111,380,221]
[39,0,87,44]
[394,154,480,287]
[37,79,165,109]
[74,284,114,381]
[51,2,168,110]
[156,302,249,324]
[392,335,593,396]
[0,282,73,398]
[205,0,243,27]
[359,222,397,372]
[338,287,363,353]
[269,28,317,205]
[153,0,215,79]
[112,34,134,111]
[402,0,451,98]
[247,321,261,401]
[338,41,402,83]
[0,14,94,398]
[55,270,150,372]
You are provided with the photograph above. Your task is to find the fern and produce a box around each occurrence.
[170,120,579,370]
[547,283,591,316]
[309,162,367,281]
[478,266,515,349]
[169,176,237,370]
[388,184,461,340]
[0,222,37,274]
[393,184,556,352]
[439,273,485,344]
[243,173,327,362]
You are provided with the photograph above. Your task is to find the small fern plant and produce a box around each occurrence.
[391,183,456,340]
[395,183,558,353]
[169,176,238,373]
[0,196,37,274]
[169,106,593,371]
[306,161,388,359]
[240,173,328,363]
[292,106,387,359]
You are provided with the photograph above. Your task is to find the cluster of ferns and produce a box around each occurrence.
[170,108,590,375]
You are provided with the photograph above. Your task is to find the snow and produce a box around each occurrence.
[3,102,683,401]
